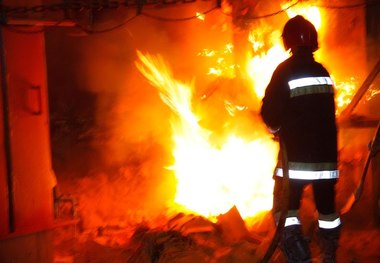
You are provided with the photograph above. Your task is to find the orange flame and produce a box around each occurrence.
[136,51,278,221]
[284,2,322,30]
[246,3,323,99]
[196,12,205,21]
[197,44,235,78]
[333,76,358,115]
[135,3,360,222]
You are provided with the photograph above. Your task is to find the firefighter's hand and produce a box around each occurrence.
[272,133,280,142]
[268,126,280,142]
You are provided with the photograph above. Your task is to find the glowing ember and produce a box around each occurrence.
[366,87,380,101]
[333,76,358,116]
[136,51,278,220]
[196,12,205,21]
[197,44,235,78]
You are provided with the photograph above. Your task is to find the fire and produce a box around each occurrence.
[284,2,322,30]
[333,76,358,115]
[196,12,205,21]
[136,51,278,221]
[135,2,360,222]
[197,44,235,78]
[246,3,322,100]
[173,136,278,219]
[247,37,289,99]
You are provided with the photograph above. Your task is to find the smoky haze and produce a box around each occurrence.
[45,0,374,229]
[46,1,234,229]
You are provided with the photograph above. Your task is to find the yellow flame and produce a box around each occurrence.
[173,136,278,219]
[247,37,290,99]
[198,44,236,78]
[246,4,323,100]
[333,76,358,115]
[135,3,360,222]
[196,12,205,21]
[285,3,322,30]
[199,3,357,111]
[367,87,380,101]
[136,51,278,220]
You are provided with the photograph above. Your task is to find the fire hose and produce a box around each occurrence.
[260,122,380,261]
[260,137,289,263]
[341,121,380,214]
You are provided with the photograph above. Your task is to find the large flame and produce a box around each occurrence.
[136,51,278,221]
[135,2,360,222]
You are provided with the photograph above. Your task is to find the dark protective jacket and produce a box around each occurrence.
[260,49,338,180]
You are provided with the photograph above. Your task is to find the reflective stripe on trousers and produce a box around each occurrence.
[285,216,341,229]
[275,168,339,180]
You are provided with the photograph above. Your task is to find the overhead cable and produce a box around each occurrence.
[1,0,380,34]
[76,15,138,34]
[141,5,218,22]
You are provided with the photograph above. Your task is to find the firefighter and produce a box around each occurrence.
[260,15,341,263]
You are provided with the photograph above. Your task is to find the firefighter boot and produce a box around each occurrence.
[280,225,311,263]
[318,226,340,263]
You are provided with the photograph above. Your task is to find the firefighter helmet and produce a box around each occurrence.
[282,15,318,52]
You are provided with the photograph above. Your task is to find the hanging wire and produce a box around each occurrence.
[223,0,300,20]
[75,15,139,34]
[2,25,45,34]
[140,5,218,22]
[1,0,380,34]
[2,18,70,34]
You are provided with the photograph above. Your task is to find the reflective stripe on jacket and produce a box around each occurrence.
[260,49,338,180]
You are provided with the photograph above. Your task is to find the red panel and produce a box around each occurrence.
[0,27,55,238]
[0,52,9,236]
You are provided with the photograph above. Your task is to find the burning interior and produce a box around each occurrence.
[46,0,380,262]
[1,0,379,262]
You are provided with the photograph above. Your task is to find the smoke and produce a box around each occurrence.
[77,1,230,168]
[46,1,232,229]
[46,0,377,230]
